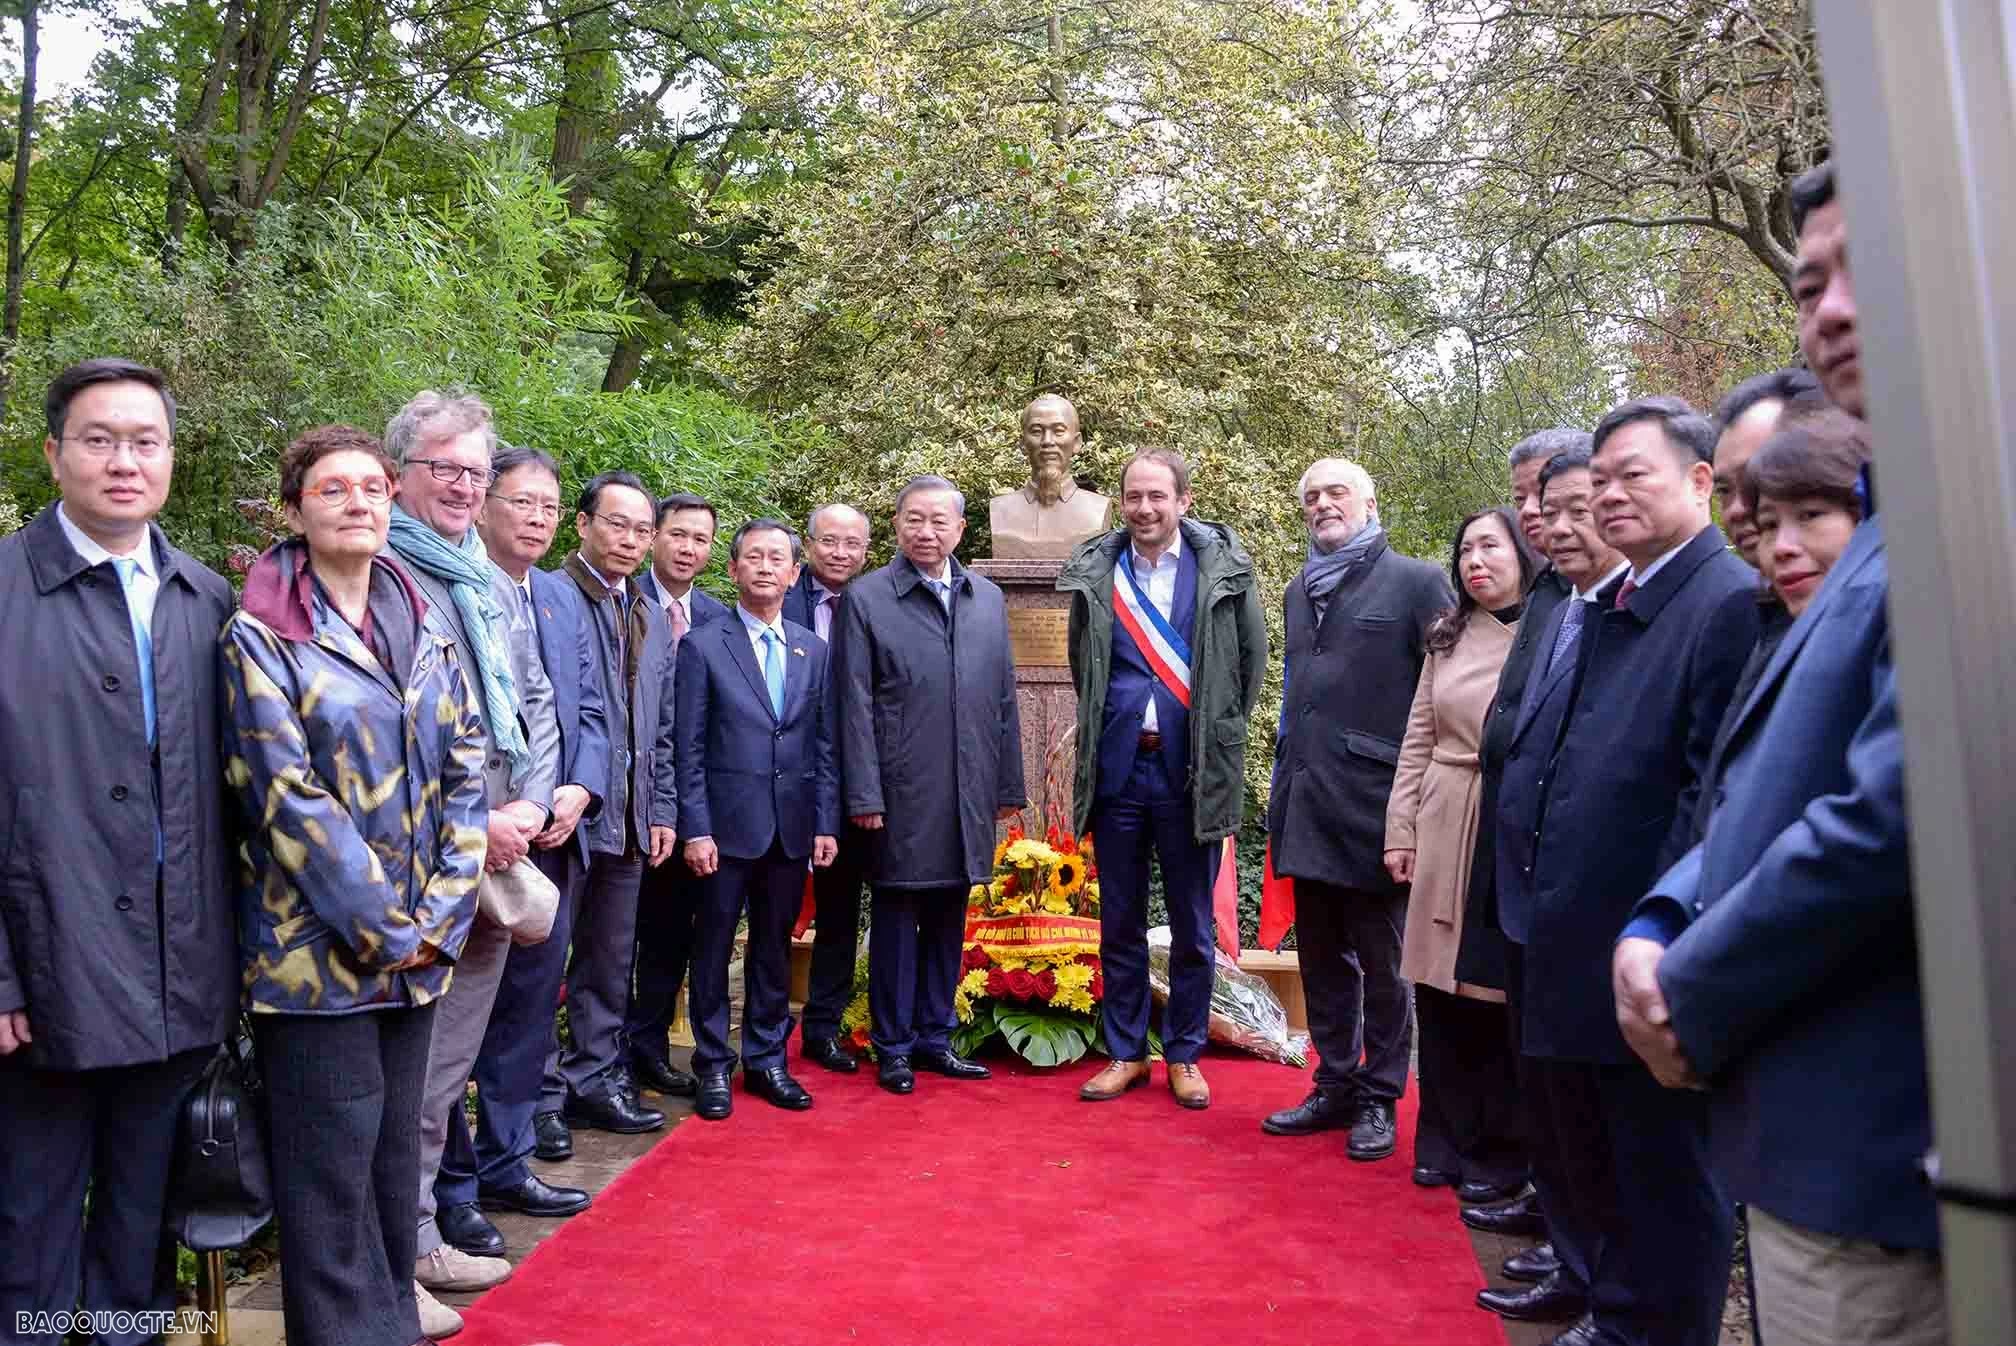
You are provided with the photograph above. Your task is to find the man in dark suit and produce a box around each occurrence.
[0,359,239,1346]
[1495,396,1759,1346]
[785,502,874,1072]
[540,472,680,1152]
[1614,163,1945,1346]
[428,445,607,1288]
[624,492,730,1094]
[675,520,840,1119]
[832,475,1025,1095]
[1265,457,1453,1159]
[1060,451,1267,1110]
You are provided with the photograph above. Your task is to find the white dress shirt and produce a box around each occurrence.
[1575,559,1632,603]
[58,503,158,630]
[1625,536,1692,590]
[1128,533,1182,732]
[737,603,789,664]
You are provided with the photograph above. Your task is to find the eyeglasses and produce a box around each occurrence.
[812,535,868,554]
[306,477,393,508]
[65,433,169,461]
[406,458,497,489]
[591,513,657,542]
[489,493,561,522]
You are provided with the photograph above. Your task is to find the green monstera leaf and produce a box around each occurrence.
[996,1009,1095,1067]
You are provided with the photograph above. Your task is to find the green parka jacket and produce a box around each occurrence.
[1057,517,1269,843]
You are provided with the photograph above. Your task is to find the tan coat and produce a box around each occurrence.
[1387,608,1517,999]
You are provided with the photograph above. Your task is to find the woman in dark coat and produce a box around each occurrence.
[222,426,488,1346]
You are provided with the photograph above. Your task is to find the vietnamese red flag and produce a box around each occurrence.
[1212,836,1240,961]
[1257,838,1296,951]
[791,869,817,939]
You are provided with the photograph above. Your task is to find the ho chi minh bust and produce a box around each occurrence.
[988,394,1114,559]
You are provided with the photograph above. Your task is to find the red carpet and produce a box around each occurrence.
[456,1051,1501,1346]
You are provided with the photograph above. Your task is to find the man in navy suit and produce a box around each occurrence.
[675,520,839,1119]
[1494,395,1759,1346]
[428,446,606,1284]
[625,493,730,1094]
[784,502,875,1072]
[1614,162,1946,1346]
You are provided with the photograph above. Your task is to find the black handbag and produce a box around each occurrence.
[169,1022,274,1251]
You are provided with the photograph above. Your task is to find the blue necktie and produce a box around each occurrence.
[762,628,785,718]
[113,558,157,744]
[1545,598,1586,679]
[926,577,951,612]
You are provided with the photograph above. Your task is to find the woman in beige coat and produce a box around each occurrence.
[1385,506,1537,1197]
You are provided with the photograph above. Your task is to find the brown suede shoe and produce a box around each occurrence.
[1167,1061,1211,1110]
[1079,1058,1151,1101]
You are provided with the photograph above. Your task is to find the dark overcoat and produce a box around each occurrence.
[1268,536,1453,893]
[529,566,612,867]
[568,557,679,856]
[0,505,238,1070]
[1495,524,1759,1063]
[832,553,1024,889]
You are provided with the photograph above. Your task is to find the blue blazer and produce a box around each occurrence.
[636,570,731,631]
[1096,544,1198,800]
[1495,524,1759,1063]
[1629,518,1934,1250]
[528,567,611,866]
[673,610,840,861]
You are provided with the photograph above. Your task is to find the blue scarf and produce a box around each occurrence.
[1302,521,1386,607]
[384,505,529,774]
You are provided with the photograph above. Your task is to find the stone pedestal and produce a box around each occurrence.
[970,557,1079,833]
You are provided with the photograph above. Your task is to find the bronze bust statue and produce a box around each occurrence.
[988,394,1113,559]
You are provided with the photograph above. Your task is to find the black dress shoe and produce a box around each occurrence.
[1261,1088,1353,1136]
[744,1064,814,1110]
[1475,1271,1587,1323]
[628,1049,698,1097]
[1457,1175,1528,1205]
[878,1055,914,1094]
[1503,1241,1561,1284]
[803,1035,860,1073]
[532,1110,573,1162]
[695,1071,733,1120]
[479,1172,591,1218]
[1461,1189,1545,1237]
[913,1049,990,1080]
[563,1085,667,1135]
[1346,1102,1397,1161]
[1412,1166,1459,1188]
[437,1201,505,1258]
[1544,1313,1600,1346]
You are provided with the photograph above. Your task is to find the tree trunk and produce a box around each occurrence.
[163,163,191,271]
[601,336,644,392]
[1046,10,1068,145]
[0,0,40,420]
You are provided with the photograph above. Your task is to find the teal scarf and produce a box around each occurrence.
[385,505,529,774]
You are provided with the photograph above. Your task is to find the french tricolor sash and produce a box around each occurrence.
[1114,550,1192,709]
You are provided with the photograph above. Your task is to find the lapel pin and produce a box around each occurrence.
[793,646,806,657]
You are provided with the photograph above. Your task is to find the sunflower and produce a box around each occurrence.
[1049,854,1085,899]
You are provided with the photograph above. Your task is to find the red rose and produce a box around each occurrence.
[1079,954,1102,972]
[1034,968,1058,999]
[986,968,1011,997]
[961,944,992,974]
[1004,968,1040,1000]
[1089,969,1104,999]
[1001,874,1018,897]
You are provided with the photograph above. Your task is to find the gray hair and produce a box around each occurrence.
[1295,457,1375,502]
[1593,395,1718,465]
[895,474,966,516]
[1507,427,1592,471]
[385,389,497,467]
[807,501,869,537]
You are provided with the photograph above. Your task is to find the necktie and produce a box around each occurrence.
[816,591,837,643]
[761,628,786,718]
[926,577,951,612]
[667,595,689,646]
[1614,577,1639,611]
[113,558,156,745]
[1544,598,1586,679]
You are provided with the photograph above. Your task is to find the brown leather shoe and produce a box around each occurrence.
[1167,1061,1211,1110]
[1079,1058,1151,1101]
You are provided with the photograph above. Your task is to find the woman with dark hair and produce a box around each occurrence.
[222,426,490,1346]
[1384,506,1536,1197]
[1744,407,1870,619]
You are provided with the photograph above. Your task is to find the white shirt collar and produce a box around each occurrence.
[1575,559,1631,602]
[914,557,952,585]
[1131,530,1181,570]
[1627,536,1693,589]
[738,603,786,636]
[580,557,625,594]
[56,502,156,577]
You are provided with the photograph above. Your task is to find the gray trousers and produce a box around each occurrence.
[1749,1203,1949,1346]
[542,851,645,1108]
[414,914,513,1258]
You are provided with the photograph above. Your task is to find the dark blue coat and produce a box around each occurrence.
[781,567,837,638]
[673,610,839,860]
[1496,524,1758,1063]
[1629,518,1934,1250]
[529,566,612,867]
[1096,544,1198,800]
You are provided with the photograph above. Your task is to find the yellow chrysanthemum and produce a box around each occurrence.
[992,837,1012,868]
[952,967,989,1022]
[1053,985,1096,1014]
[1039,889,1073,915]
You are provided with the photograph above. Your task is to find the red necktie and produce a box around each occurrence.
[667,596,689,645]
[1614,577,1638,611]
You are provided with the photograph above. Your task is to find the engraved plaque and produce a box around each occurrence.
[1007,607,1072,666]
